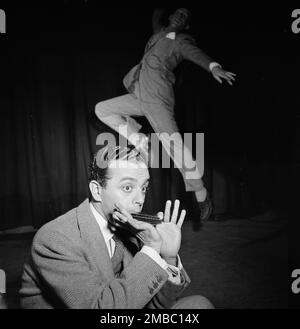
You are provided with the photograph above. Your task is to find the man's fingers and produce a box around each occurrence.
[226,71,236,76]
[220,73,234,85]
[219,72,231,79]
[226,76,234,85]
[113,210,147,231]
[226,72,236,76]
[171,199,180,223]
[114,203,147,227]
[115,204,133,219]
[160,199,185,225]
[112,211,139,233]
[164,200,172,222]
[177,209,186,228]
[111,215,126,229]
[226,73,235,80]
[157,212,164,220]
[214,75,222,84]
[113,211,128,223]
[127,216,155,232]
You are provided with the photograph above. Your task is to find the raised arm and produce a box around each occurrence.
[177,34,236,85]
[152,8,165,34]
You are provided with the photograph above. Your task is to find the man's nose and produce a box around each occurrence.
[133,190,145,208]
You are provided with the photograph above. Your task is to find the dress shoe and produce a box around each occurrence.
[198,193,213,221]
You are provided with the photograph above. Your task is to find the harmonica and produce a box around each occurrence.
[131,213,163,226]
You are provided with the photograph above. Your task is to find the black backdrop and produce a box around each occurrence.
[0,3,291,230]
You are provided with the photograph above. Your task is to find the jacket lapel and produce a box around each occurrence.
[76,199,114,280]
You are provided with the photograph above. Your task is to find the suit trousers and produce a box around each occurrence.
[95,86,204,193]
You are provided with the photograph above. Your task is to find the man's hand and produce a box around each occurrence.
[112,203,162,254]
[211,66,236,86]
[155,200,186,259]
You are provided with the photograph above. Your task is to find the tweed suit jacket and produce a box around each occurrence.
[19,198,190,309]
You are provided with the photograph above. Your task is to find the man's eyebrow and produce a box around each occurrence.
[120,177,138,182]
[119,177,150,184]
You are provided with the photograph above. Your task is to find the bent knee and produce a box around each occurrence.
[95,101,109,118]
[193,295,214,309]
[172,295,214,309]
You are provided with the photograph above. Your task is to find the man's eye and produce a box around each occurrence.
[122,185,132,192]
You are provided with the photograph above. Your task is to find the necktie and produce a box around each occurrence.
[111,235,124,274]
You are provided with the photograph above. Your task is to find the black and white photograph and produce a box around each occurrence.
[0,0,296,317]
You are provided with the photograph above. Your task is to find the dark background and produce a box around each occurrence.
[0,0,296,307]
[0,2,291,227]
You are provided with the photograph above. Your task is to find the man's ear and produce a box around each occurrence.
[89,180,103,202]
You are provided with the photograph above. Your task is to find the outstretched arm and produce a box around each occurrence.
[152,8,165,33]
[178,35,236,86]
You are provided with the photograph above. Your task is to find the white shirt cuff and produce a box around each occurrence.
[140,246,182,285]
[209,62,221,71]
[0,269,6,294]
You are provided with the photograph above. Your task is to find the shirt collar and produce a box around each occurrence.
[89,202,114,244]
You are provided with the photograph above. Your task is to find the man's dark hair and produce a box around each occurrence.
[88,145,146,188]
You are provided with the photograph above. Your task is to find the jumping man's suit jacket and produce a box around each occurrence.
[19,198,190,309]
[123,30,214,104]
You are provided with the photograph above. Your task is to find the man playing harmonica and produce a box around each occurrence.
[19,145,214,309]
